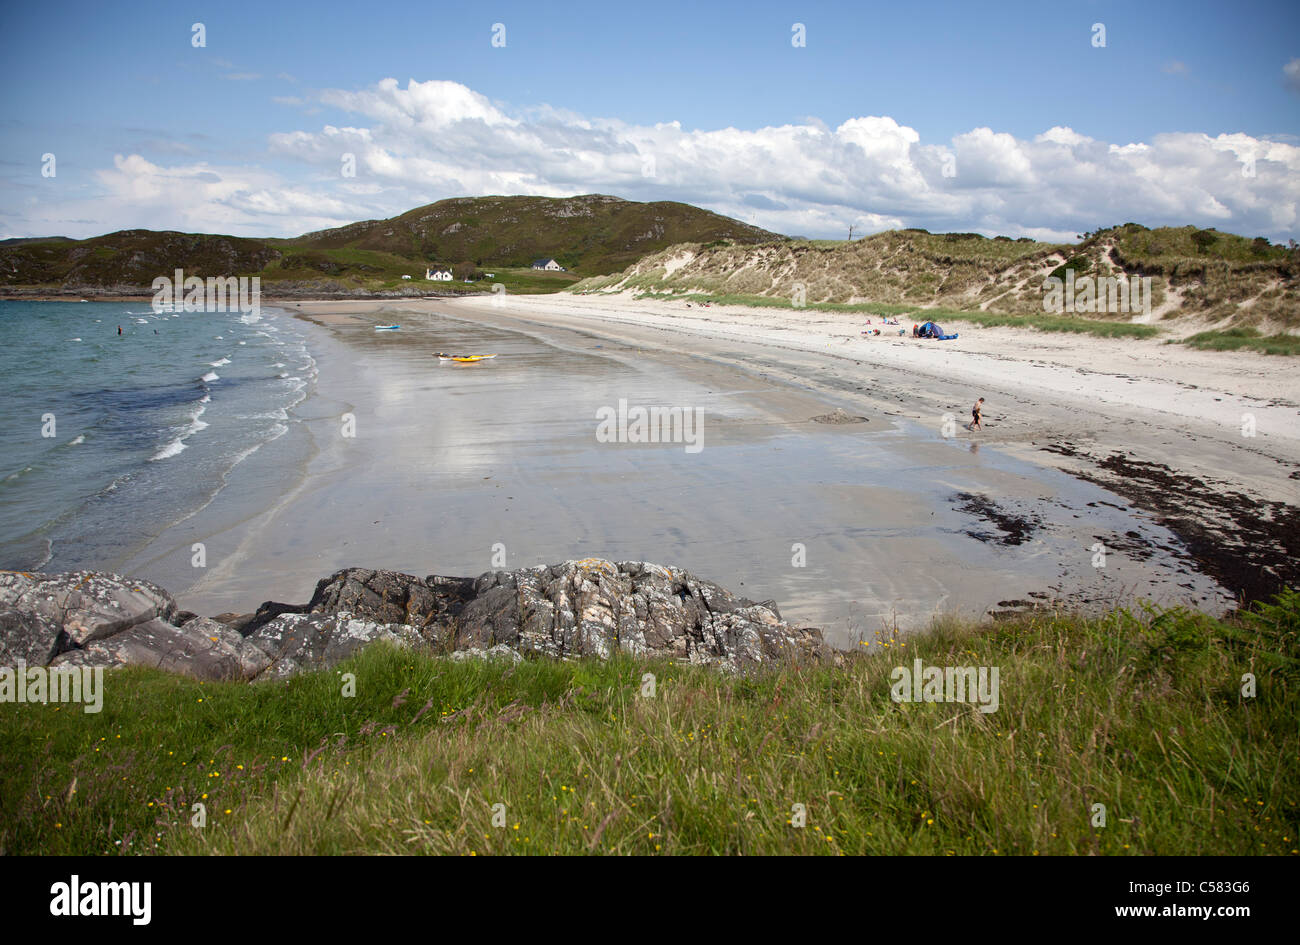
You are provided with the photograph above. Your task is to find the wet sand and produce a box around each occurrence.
[448,293,1300,607]
[157,296,1250,647]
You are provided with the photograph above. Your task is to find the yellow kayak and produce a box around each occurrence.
[436,353,497,363]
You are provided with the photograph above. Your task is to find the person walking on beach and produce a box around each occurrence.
[970,397,984,432]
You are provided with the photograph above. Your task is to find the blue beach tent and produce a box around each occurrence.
[917,321,958,340]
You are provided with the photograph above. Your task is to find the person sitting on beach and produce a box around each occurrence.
[971,397,985,431]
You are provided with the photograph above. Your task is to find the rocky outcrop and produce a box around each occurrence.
[51,616,271,681]
[243,613,430,680]
[454,559,810,666]
[0,570,176,664]
[300,568,475,631]
[0,559,827,681]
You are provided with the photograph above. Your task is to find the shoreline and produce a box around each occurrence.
[148,294,1277,639]
[8,292,1296,646]
[0,299,324,596]
[291,293,1300,608]
[465,292,1300,604]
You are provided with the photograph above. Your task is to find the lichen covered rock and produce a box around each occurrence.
[0,560,825,681]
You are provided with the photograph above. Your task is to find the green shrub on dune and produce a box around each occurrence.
[1180,327,1300,356]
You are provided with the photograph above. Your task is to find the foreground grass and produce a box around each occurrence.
[627,291,1161,340]
[2,593,1296,855]
[1179,327,1300,356]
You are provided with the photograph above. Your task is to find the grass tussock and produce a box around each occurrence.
[949,310,1161,339]
[1179,327,1300,356]
[1,592,1296,856]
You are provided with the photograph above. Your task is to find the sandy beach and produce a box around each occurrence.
[454,293,1300,593]
[122,291,1294,647]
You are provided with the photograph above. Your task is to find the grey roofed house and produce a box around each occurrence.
[531,258,565,271]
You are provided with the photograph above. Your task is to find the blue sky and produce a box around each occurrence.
[2,0,1298,241]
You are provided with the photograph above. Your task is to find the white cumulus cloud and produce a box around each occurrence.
[1285,58,1300,93]
[7,77,1299,244]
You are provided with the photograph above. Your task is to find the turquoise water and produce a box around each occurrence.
[0,301,317,573]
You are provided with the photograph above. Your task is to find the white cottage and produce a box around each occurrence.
[531,258,565,271]
[426,268,453,281]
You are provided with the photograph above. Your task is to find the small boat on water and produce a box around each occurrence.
[375,324,400,331]
[436,352,497,363]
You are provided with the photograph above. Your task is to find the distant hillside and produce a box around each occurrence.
[288,193,776,272]
[0,230,280,289]
[0,195,777,296]
[0,236,75,247]
[7,206,1296,327]
[575,224,1300,331]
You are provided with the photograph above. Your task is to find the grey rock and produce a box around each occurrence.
[47,643,130,672]
[1,560,826,680]
[450,644,523,664]
[302,568,475,628]
[0,569,175,662]
[177,616,273,680]
[0,605,65,665]
[0,572,63,663]
[447,561,816,670]
[314,559,825,673]
[50,616,269,681]
[245,611,432,680]
[0,571,38,604]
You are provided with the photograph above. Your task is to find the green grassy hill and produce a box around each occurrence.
[286,193,776,273]
[0,230,280,289]
[0,195,777,297]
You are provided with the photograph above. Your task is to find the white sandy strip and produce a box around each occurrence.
[454,292,1300,450]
